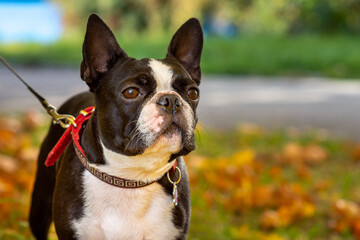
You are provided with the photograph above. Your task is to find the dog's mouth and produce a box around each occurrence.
[151,122,183,147]
[122,121,183,156]
[154,121,183,145]
[161,122,182,138]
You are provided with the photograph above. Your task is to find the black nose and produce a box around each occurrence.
[157,94,182,114]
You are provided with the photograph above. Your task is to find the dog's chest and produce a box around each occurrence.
[72,171,180,240]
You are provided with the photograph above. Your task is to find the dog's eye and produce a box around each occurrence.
[187,88,199,101]
[122,87,140,99]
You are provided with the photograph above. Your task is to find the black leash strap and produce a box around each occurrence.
[0,56,76,128]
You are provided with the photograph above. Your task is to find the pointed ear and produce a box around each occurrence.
[167,18,203,84]
[80,14,127,91]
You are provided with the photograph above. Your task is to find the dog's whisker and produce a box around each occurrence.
[124,133,136,152]
[131,131,143,150]
[125,120,138,131]
[124,123,140,144]
[126,127,139,143]
[125,127,140,152]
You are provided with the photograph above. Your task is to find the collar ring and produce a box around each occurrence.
[167,166,181,185]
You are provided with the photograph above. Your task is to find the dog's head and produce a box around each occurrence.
[80,14,203,164]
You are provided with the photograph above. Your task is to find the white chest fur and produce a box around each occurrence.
[72,171,180,240]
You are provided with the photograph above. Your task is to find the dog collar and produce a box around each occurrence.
[45,107,178,189]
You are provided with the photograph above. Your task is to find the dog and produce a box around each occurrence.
[29,14,203,240]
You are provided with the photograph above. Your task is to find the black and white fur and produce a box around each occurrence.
[29,14,203,240]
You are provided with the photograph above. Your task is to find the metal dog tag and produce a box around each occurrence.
[172,183,178,206]
[167,166,181,207]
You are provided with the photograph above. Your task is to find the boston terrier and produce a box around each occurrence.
[29,14,203,240]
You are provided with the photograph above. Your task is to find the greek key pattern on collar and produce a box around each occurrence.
[73,142,153,188]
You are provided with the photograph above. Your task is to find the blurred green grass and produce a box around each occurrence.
[1,34,360,78]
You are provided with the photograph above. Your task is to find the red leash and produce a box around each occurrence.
[45,106,95,167]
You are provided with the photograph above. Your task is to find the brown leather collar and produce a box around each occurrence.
[73,141,177,188]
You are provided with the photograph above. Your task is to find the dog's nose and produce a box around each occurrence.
[157,94,182,114]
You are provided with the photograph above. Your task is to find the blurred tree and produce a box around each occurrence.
[293,0,360,34]
[54,0,360,35]
[239,0,297,35]
[55,0,202,33]
[56,0,148,31]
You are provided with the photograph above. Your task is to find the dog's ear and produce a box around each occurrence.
[167,18,203,84]
[81,14,127,91]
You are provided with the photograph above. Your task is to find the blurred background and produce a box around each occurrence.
[2,0,360,239]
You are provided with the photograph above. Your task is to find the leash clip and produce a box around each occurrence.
[44,101,77,129]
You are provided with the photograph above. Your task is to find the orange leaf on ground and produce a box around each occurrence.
[330,199,360,235]
[0,178,14,197]
[281,142,304,164]
[252,185,275,208]
[260,210,282,229]
[352,143,360,162]
[0,154,18,173]
[231,149,255,167]
[299,201,316,217]
[0,129,18,153]
[304,144,328,165]
[314,180,332,192]
[333,199,360,219]
[296,164,311,179]
[17,147,39,162]
[269,166,283,179]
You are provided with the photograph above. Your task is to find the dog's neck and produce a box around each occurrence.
[80,112,105,165]
[80,112,175,182]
